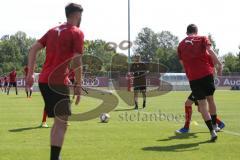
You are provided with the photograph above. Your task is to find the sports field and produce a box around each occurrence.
[0,90,240,160]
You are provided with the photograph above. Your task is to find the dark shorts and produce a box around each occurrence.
[9,82,17,87]
[189,74,215,100]
[39,83,71,118]
[4,82,8,87]
[188,92,199,106]
[134,85,146,92]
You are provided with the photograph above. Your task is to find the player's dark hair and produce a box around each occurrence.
[65,3,83,18]
[187,24,198,34]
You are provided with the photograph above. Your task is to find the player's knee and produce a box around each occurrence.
[54,117,68,129]
[185,99,192,106]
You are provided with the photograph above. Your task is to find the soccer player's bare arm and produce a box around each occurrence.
[26,42,44,87]
[72,53,82,105]
[207,46,223,76]
[28,42,44,74]
[72,53,82,85]
[179,60,186,72]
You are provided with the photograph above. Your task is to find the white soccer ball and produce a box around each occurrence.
[100,113,110,123]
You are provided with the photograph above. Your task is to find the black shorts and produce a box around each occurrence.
[4,82,8,87]
[134,85,146,92]
[9,82,17,87]
[188,93,199,106]
[39,83,71,118]
[189,74,215,100]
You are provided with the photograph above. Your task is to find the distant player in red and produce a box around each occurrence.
[178,24,223,142]
[26,3,84,160]
[176,54,225,133]
[0,77,3,92]
[7,68,18,95]
[68,68,75,84]
[24,66,33,98]
[3,76,8,93]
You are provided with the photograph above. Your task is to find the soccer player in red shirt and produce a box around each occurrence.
[0,77,3,92]
[3,76,8,93]
[176,54,225,134]
[68,68,75,84]
[7,68,18,95]
[178,24,223,142]
[24,66,33,98]
[26,3,84,160]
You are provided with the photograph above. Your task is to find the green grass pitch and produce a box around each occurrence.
[0,90,240,160]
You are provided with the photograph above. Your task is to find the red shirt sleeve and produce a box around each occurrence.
[73,30,84,54]
[38,31,49,47]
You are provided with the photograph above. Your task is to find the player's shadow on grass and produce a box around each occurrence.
[9,126,45,132]
[142,140,209,152]
[157,132,208,142]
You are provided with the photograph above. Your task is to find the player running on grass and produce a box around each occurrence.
[7,68,18,95]
[24,66,33,98]
[178,24,223,142]
[68,68,75,84]
[0,77,3,92]
[3,76,8,93]
[176,53,225,134]
[26,3,84,160]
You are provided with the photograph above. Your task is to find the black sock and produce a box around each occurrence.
[135,101,138,108]
[30,90,32,97]
[26,91,29,97]
[211,115,217,126]
[143,100,146,107]
[205,120,213,132]
[51,146,61,160]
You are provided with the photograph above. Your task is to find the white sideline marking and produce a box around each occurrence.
[196,123,240,137]
[115,107,240,137]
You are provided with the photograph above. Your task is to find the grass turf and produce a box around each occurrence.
[0,90,240,160]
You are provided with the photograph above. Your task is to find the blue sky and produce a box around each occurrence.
[0,0,240,56]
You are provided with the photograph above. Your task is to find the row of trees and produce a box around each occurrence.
[0,29,239,76]
[0,31,45,75]
[134,27,240,74]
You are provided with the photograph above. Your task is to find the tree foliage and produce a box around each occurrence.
[0,31,35,76]
[0,30,239,76]
[134,28,180,72]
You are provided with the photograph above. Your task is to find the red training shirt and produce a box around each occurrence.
[24,66,28,77]
[68,69,75,80]
[38,23,84,85]
[9,70,17,83]
[178,36,214,81]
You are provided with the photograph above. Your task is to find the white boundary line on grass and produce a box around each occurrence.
[197,124,240,137]
[115,107,240,137]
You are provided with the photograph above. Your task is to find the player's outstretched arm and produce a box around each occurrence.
[207,46,223,76]
[26,42,44,87]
